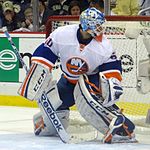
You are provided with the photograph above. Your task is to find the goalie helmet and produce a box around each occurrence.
[80,7,105,37]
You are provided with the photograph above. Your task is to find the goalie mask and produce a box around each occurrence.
[80,7,105,38]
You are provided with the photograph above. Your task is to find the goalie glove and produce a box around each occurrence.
[100,73,123,107]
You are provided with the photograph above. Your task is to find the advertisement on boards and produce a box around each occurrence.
[0,37,19,82]
[0,34,45,83]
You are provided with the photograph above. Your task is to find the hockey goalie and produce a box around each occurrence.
[18,7,137,144]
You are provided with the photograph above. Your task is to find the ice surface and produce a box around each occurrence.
[0,106,150,150]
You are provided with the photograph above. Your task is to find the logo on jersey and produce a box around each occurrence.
[66,57,88,75]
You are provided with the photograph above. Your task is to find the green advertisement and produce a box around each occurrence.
[0,38,19,82]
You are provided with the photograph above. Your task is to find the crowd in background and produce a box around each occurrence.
[0,0,149,32]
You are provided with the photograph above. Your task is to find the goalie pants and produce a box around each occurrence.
[56,74,135,136]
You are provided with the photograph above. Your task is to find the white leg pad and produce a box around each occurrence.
[33,78,69,136]
[33,110,69,136]
[44,80,63,110]
[74,75,117,135]
[18,63,53,101]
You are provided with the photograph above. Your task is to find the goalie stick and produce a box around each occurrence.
[2,27,28,73]
[3,27,70,143]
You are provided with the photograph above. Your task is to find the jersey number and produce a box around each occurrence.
[45,38,53,48]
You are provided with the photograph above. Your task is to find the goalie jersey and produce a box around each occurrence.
[32,24,122,84]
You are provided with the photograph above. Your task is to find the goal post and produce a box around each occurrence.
[46,15,150,124]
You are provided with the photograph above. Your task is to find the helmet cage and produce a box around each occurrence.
[80,7,105,37]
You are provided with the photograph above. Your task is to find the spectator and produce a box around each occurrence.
[1,1,21,31]
[89,0,104,13]
[10,0,31,9]
[76,0,89,11]
[0,15,1,22]
[48,0,71,15]
[0,0,5,17]
[39,0,54,31]
[21,7,33,31]
[89,0,115,15]
[139,0,150,15]
[111,0,140,16]
[68,0,81,15]
[0,0,3,28]
[11,0,31,20]
[110,0,117,9]
[11,0,31,4]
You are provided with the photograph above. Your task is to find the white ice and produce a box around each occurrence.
[0,106,150,150]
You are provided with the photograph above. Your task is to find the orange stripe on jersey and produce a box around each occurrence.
[64,75,78,84]
[20,63,37,96]
[103,72,122,81]
[31,58,53,70]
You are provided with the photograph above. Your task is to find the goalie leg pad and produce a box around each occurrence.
[18,63,52,101]
[103,113,136,143]
[102,114,136,143]
[74,75,118,135]
[116,116,135,136]
[74,75,136,143]
[30,74,68,136]
[33,110,69,136]
[45,80,63,110]
[19,63,70,142]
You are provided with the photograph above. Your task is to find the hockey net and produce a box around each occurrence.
[46,16,150,133]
